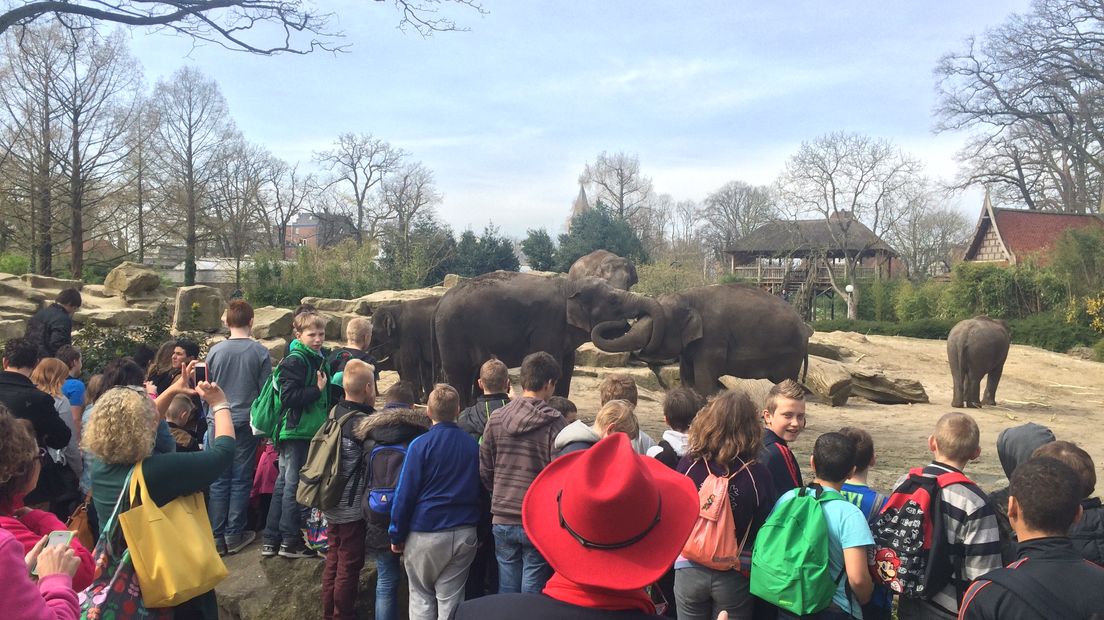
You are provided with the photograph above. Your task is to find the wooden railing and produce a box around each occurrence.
[730,264,877,285]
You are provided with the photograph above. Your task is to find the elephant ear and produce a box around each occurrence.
[566,290,590,332]
[681,308,704,347]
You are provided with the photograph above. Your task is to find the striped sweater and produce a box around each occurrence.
[894,462,1003,615]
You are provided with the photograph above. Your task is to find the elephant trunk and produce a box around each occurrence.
[592,316,653,352]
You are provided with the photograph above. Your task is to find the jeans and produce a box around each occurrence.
[207,425,258,542]
[405,527,479,620]
[492,523,551,594]
[322,520,367,620]
[375,548,402,620]
[263,439,309,546]
[674,565,754,620]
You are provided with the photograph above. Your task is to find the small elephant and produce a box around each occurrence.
[947,315,1011,408]
[591,283,811,396]
[568,250,639,290]
[369,297,440,403]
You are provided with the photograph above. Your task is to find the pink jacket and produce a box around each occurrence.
[0,511,95,591]
[0,528,78,620]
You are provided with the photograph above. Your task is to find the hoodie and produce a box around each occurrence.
[479,396,567,524]
[276,339,332,442]
[458,393,510,441]
[554,420,601,456]
[646,429,690,469]
[990,422,1055,563]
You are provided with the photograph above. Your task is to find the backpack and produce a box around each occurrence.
[362,444,409,525]
[681,459,755,571]
[751,484,846,616]
[296,406,371,510]
[869,467,971,599]
[250,350,306,439]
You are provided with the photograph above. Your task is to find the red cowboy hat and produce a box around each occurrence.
[522,433,698,590]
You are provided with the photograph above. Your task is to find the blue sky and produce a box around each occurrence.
[126,1,1033,237]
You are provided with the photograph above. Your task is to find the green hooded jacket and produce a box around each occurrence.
[276,339,332,443]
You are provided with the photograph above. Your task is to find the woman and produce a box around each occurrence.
[101,358,177,454]
[0,406,94,591]
[83,376,235,619]
[674,391,778,620]
[32,358,83,518]
[146,340,177,395]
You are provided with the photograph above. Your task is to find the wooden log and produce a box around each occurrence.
[803,356,852,406]
[845,365,929,404]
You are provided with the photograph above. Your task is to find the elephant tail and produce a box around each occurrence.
[801,349,809,383]
[430,312,441,385]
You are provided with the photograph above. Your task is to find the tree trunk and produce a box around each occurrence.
[185,161,197,286]
[69,110,83,279]
[136,156,145,263]
[37,107,53,276]
[803,356,852,406]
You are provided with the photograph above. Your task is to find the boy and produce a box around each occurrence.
[647,387,702,469]
[207,299,273,555]
[546,396,577,424]
[597,372,656,454]
[761,379,807,495]
[262,311,331,559]
[458,358,511,442]
[25,287,81,357]
[778,433,874,617]
[390,384,481,620]
[838,426,891,620]
[1031,440,1103,565]
[773,432,874,618]
[326,316,377,401]
[958,457,1104,619]
[895,412,1001,620]
[166,394,201,452]
[56,345,85,427]
[321,360,376,620]
[554,399,639,456]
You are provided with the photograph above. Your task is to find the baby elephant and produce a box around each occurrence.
[947,316,1011,408]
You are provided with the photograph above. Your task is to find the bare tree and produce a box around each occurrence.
[314,132,404,246]
[885,182,972,278]
[263,157,313,254]
[777,132,922,319]
[699,180,776,260]
[382,160,440,258]
[207,136,268,286]
[151,65,231,285]
[0,1,486,53]
[579,151,655,224]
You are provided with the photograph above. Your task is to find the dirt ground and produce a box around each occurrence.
[554,331,1104,494]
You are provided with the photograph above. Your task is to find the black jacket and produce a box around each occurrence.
[277,347,327,431]
[451,593,663,620]
[25,303,73,358]
[1070,497,1104,565]
[457,393,509,441]
[958,537,1104,620]
[761,429,802,495]
[0,371,70,449]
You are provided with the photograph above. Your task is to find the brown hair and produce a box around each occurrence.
[428,384,461,422]
[31,358,69,398]
[663,388,703,432]
[147,340,176,377]
[346,317,372,349]
[933,412,980,462]
[0,407,39,506]
[293,311,327,334]
[85,374,105,406]
[687,390,763,467]
[479,358,510,393]
[56,344,81,368]
[764,379,805,413]
[838,426,875,472]
[599,373,638,406]
[594,399,639,439]
[1033,440,1096,498]
[225,299,254,328]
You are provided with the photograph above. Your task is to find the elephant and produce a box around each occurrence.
[590,283,812,396]
[947,315,1011,408]
[567,250,639,290]
[369,296,440,403]
[434,271,663,405]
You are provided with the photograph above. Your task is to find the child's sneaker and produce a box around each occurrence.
[278,542,319,559]
[260,542,277,557]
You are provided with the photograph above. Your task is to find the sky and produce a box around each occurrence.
[123,1,1035,238]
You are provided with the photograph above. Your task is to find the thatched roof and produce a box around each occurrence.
[725,213,895,259]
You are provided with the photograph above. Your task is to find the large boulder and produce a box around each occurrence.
[357,288,447,315]
[104,261,162,297]
[802,356,852,406]
[574,342,631,368]
[21,274,82,291]
[251,306,294,340]
[654,365,681,390]
[172,285,224,332]
[258,338,288,364]
[299,297,370,315]
[443,273,467,289]
[0,296,40,315]
[0,318,26,340]
[320,312,344,341]
[73,308,152,327]
[0,279,46,304]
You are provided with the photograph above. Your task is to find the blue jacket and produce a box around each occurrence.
[389,421,481,544]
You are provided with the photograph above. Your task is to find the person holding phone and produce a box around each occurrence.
[0,406,94,590]
[2,528,81,620]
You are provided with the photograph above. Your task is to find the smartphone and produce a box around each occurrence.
[30,530,74,576]
[194,362,207,384]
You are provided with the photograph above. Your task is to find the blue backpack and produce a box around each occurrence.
[361,444,408,525]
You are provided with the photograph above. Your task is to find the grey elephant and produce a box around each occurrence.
[567,249,639,290]
[948,315,1011,408]
[591,283,811,396]
[434,271,662,405]
[370,297,440,403]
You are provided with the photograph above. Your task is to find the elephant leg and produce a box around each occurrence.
[556,351,575,398]
[691,355,722,397]
[983,365,1003,406]
[949,349,964,408]
[966,372,982,408]
[679,357,696,393]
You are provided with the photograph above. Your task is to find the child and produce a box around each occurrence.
[761,379,807,495]
[546,396,577,424]
[166,394,201,452]
[56,345,85,426]
[261,311,331,559]
[554,399,639,457]
[647,387,702,469]
[1030,440,1103,565]
[320,360,376,620]
[458,358,511,441]
[895,412,1001,620]
[772,432,874,617]
[326,317,377,401]
[838,426,891,620]
[598,373,656,454]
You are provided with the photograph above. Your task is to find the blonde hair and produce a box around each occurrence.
[479,358,510,393]
[593,399,639,439]
[293,312,327,334]
[687,390,763,467]
[31,358,69,397]
[342,359,376,397]
[764,379,805,413]
[933,412,980,462]
[428,384,460,422]
[599,373,638,406]
[82,387,158,465]
[166,394,196,426]
[346,317,373,349]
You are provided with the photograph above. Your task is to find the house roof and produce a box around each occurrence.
[725,213,895,257]
[964,191,1104,265]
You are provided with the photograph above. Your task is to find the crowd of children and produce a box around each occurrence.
[1,289,1103,620]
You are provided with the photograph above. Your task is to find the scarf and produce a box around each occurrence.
[542,572,656,614]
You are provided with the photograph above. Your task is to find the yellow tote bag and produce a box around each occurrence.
[118,461,228,608]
